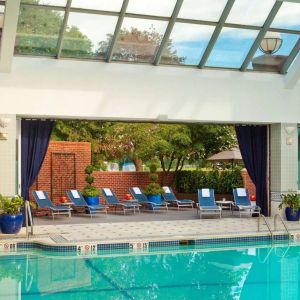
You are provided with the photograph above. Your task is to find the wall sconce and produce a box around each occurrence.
[284,125,296,145]
[0,118,10,140]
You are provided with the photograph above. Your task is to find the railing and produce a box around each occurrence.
[274,213,292,240]
[257,214,273,240]
[25,201,33,239]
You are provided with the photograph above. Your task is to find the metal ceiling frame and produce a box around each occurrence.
[198,0,235,68]
[106,0,129,62]
[153,0,183,65]
[7,0,300,74]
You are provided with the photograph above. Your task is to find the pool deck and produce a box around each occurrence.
[0,209,299,248]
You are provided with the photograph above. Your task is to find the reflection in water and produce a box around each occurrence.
[0,244,299,299]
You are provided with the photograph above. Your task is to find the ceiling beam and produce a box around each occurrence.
[198,0,235,69]
[56,0,72,59]
[153,0,183,66]
[106,0,129,63]
[0,0,21,73]
[240,1,282,71]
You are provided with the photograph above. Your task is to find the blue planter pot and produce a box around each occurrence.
[147,194,161,210]
[285,207,300,221]
[84,196,99,206]
[0,213,23,234]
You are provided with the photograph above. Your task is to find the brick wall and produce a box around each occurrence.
[30,141,256,205]
[94,171,174,202]
[241,168,256,196]
[30,141,91,203]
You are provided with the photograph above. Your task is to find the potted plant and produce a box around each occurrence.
[144,163,164,208]
[82,165,100,206]
[279,192,300,221]
[0,194,24,234]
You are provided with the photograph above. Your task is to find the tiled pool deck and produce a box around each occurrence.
[0,210,299,251]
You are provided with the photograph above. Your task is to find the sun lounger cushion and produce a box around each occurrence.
[36,191,46,200]
[163,186,171,193]
[71,190,80,199]
[237,188,247,197]
[103,188,113,196]
[202,189,210,197]
[133,187,142,194]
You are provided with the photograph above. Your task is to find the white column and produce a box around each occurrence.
[270,123,298,217]
[0,114,17,196]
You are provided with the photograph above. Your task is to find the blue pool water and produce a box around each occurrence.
[0,242,299,299]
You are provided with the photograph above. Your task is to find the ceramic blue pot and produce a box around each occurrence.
[0,213,23,234]
[285,207,300,221]
[84,196,99,206]
[147,194,161,210]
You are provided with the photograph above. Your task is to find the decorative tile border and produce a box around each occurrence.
[0,233,290,254]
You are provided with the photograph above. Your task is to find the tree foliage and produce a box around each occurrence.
[52,121,237,183]
[16,2,185,63]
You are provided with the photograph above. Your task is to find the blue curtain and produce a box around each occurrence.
[235,125,268,215]
[21,120,54,201]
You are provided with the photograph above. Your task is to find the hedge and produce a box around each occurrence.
[175,169,244,194]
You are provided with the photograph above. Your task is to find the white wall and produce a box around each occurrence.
[0,57,299,123]
[0,114,17,196]
[270,123,298,217]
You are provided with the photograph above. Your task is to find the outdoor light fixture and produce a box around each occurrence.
[284,125,296,145]
[259,32,283,55]
[0,118,10,140]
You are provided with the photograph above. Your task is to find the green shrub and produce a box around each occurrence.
[85,175,94,185]
[144,183,164,196]
[149,173,158,182]
[279,192,300,214]
[149,163,158,173]
[85,165,94,175]
[0,195,24,215]
[175,168,243,194]
[82,185,100,197]
[83,165,98,197]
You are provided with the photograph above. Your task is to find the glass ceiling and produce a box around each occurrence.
[12,0,300,74]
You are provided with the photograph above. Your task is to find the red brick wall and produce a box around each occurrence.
[241,168,256,196]
[93,171,174,202]
[30,141,91,203]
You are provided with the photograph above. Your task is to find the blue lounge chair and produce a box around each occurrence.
[129,187,168,213]
[233,188,261,217]
[66,190,107,218]
[102,188,140,214]
[197,189,221,219]
[32,190,72,220]
[162,186,194,209]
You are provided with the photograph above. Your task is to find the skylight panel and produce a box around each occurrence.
[61,13,118,59]
[112,18,168,63]
[21,0,67,6]
[226,0,275,26]
[160,23,215,65]
[71,0,123,12]
[206,28,259,69]
[15,7,64,56]
[178,0,228,22]
[271,2,300,31]
[126,0,177,17]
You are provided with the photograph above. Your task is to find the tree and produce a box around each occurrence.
[98,25,185,64]
[16,0,92,56]
[52,121,237,185]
